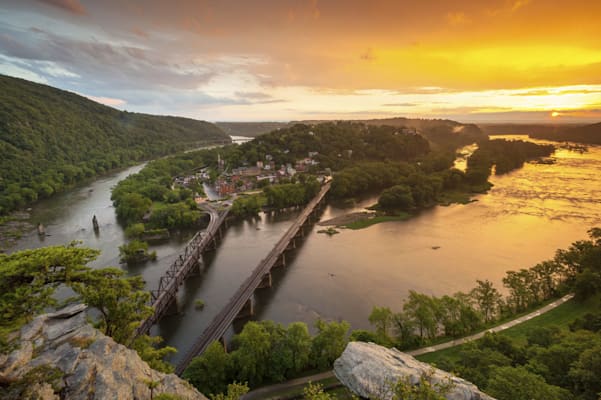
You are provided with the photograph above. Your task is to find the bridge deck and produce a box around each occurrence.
[175,181,331,374]
[136,205,229,336]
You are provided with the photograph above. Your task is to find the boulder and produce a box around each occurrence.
[0,304,207,400]
[334,342,495,400]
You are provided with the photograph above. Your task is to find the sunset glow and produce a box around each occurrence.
[1,0,601,122]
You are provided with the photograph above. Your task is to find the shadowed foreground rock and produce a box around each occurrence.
[334,342,495,400]
[0,304,206,400]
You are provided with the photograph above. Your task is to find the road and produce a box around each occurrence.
[242,293,574,400]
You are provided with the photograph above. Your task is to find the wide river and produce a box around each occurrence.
[8,135,601,364]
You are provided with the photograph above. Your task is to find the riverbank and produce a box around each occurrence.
[242,294,581,400]
[0,212,33,252]
[317,189,477,231]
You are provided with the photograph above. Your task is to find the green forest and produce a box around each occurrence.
[0,74,229,215]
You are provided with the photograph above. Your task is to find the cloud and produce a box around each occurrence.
[382,103,417,107]
[35,0,86,15]
[233,91,285,104]
[39,62,79,78]
[131,27,148,38]
[446,11,470,26]
[80,94,126,107]
[511,0,532,12]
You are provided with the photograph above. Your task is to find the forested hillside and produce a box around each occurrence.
[0,75,229,214]
[529,122,601,145]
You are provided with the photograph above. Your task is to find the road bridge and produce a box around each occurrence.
[175,181,331,375]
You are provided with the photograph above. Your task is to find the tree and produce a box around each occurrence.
[71,267,152,344]
[389,369,454,400]
[283,322,312,375]
[0,244,97,328]
[568,344,601,400]
[531,261,561,300]
[0,244,175,372]
[310,319,350,370]
[115,193,152,225]
[503,270,531,312]
[368,306,394,340]
[486,366,571,400]
[209,382,249,400]
[378,184,414,212]
[230,322,271,386]
[302,382,334,400]
[392,311,419,349]
[183,341,231,395]
[438,293,482,338]
[470,280,502,323]
[118,240,157,264]
[403,291,439,340]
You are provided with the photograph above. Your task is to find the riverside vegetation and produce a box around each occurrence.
[111,120,554,236]
[0,74,229,216]
[181,228,601,400]
[1,184,597,399]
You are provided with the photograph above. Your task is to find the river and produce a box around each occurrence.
[7,135,601,364]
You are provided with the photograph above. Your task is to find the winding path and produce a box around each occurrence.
[242,293,574,400]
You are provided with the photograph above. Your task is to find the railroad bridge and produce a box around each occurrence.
[136,204,230,337]
[175,181,331,375]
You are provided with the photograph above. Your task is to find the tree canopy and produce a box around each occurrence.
[0,74,228,215]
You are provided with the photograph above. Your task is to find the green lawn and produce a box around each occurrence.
[417,296,599,365]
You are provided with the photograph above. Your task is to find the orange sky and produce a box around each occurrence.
[1,0,600,122]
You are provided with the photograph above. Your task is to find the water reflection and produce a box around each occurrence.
[8,136,601,362]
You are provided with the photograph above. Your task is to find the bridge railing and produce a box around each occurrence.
[136,206,229,336]
[175,182,330,373]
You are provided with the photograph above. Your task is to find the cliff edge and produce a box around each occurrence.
[0,304,206,400]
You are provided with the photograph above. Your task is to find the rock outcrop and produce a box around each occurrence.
[0,304,207,400]
[334,342,495,400]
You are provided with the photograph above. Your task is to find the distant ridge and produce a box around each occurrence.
[528,122,601,145]
[219,117,488,149]
[0,74,229,214]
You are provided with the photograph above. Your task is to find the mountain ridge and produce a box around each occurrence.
[0,74,229,214]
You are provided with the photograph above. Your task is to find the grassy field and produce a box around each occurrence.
[416,295,599,364]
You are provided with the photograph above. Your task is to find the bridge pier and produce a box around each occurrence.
[257,272,272,289]
[235,298,254,320]
[286,238,296,250]
[276,252,286,267]
[219,336,227,352]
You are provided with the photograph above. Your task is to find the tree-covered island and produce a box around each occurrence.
[111,119,554,238]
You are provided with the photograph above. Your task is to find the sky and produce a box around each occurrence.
[1,0,601,123]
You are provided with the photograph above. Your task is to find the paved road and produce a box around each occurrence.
[242,293,574,400]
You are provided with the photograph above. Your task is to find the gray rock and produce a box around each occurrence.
[0,340,33,382]
[21,315,47,341]
[46,303,87,319]
[1,304,207,400]
[334,342,495,400]
[44,309,87,341]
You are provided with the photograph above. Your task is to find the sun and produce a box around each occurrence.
[551,111,560,118]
